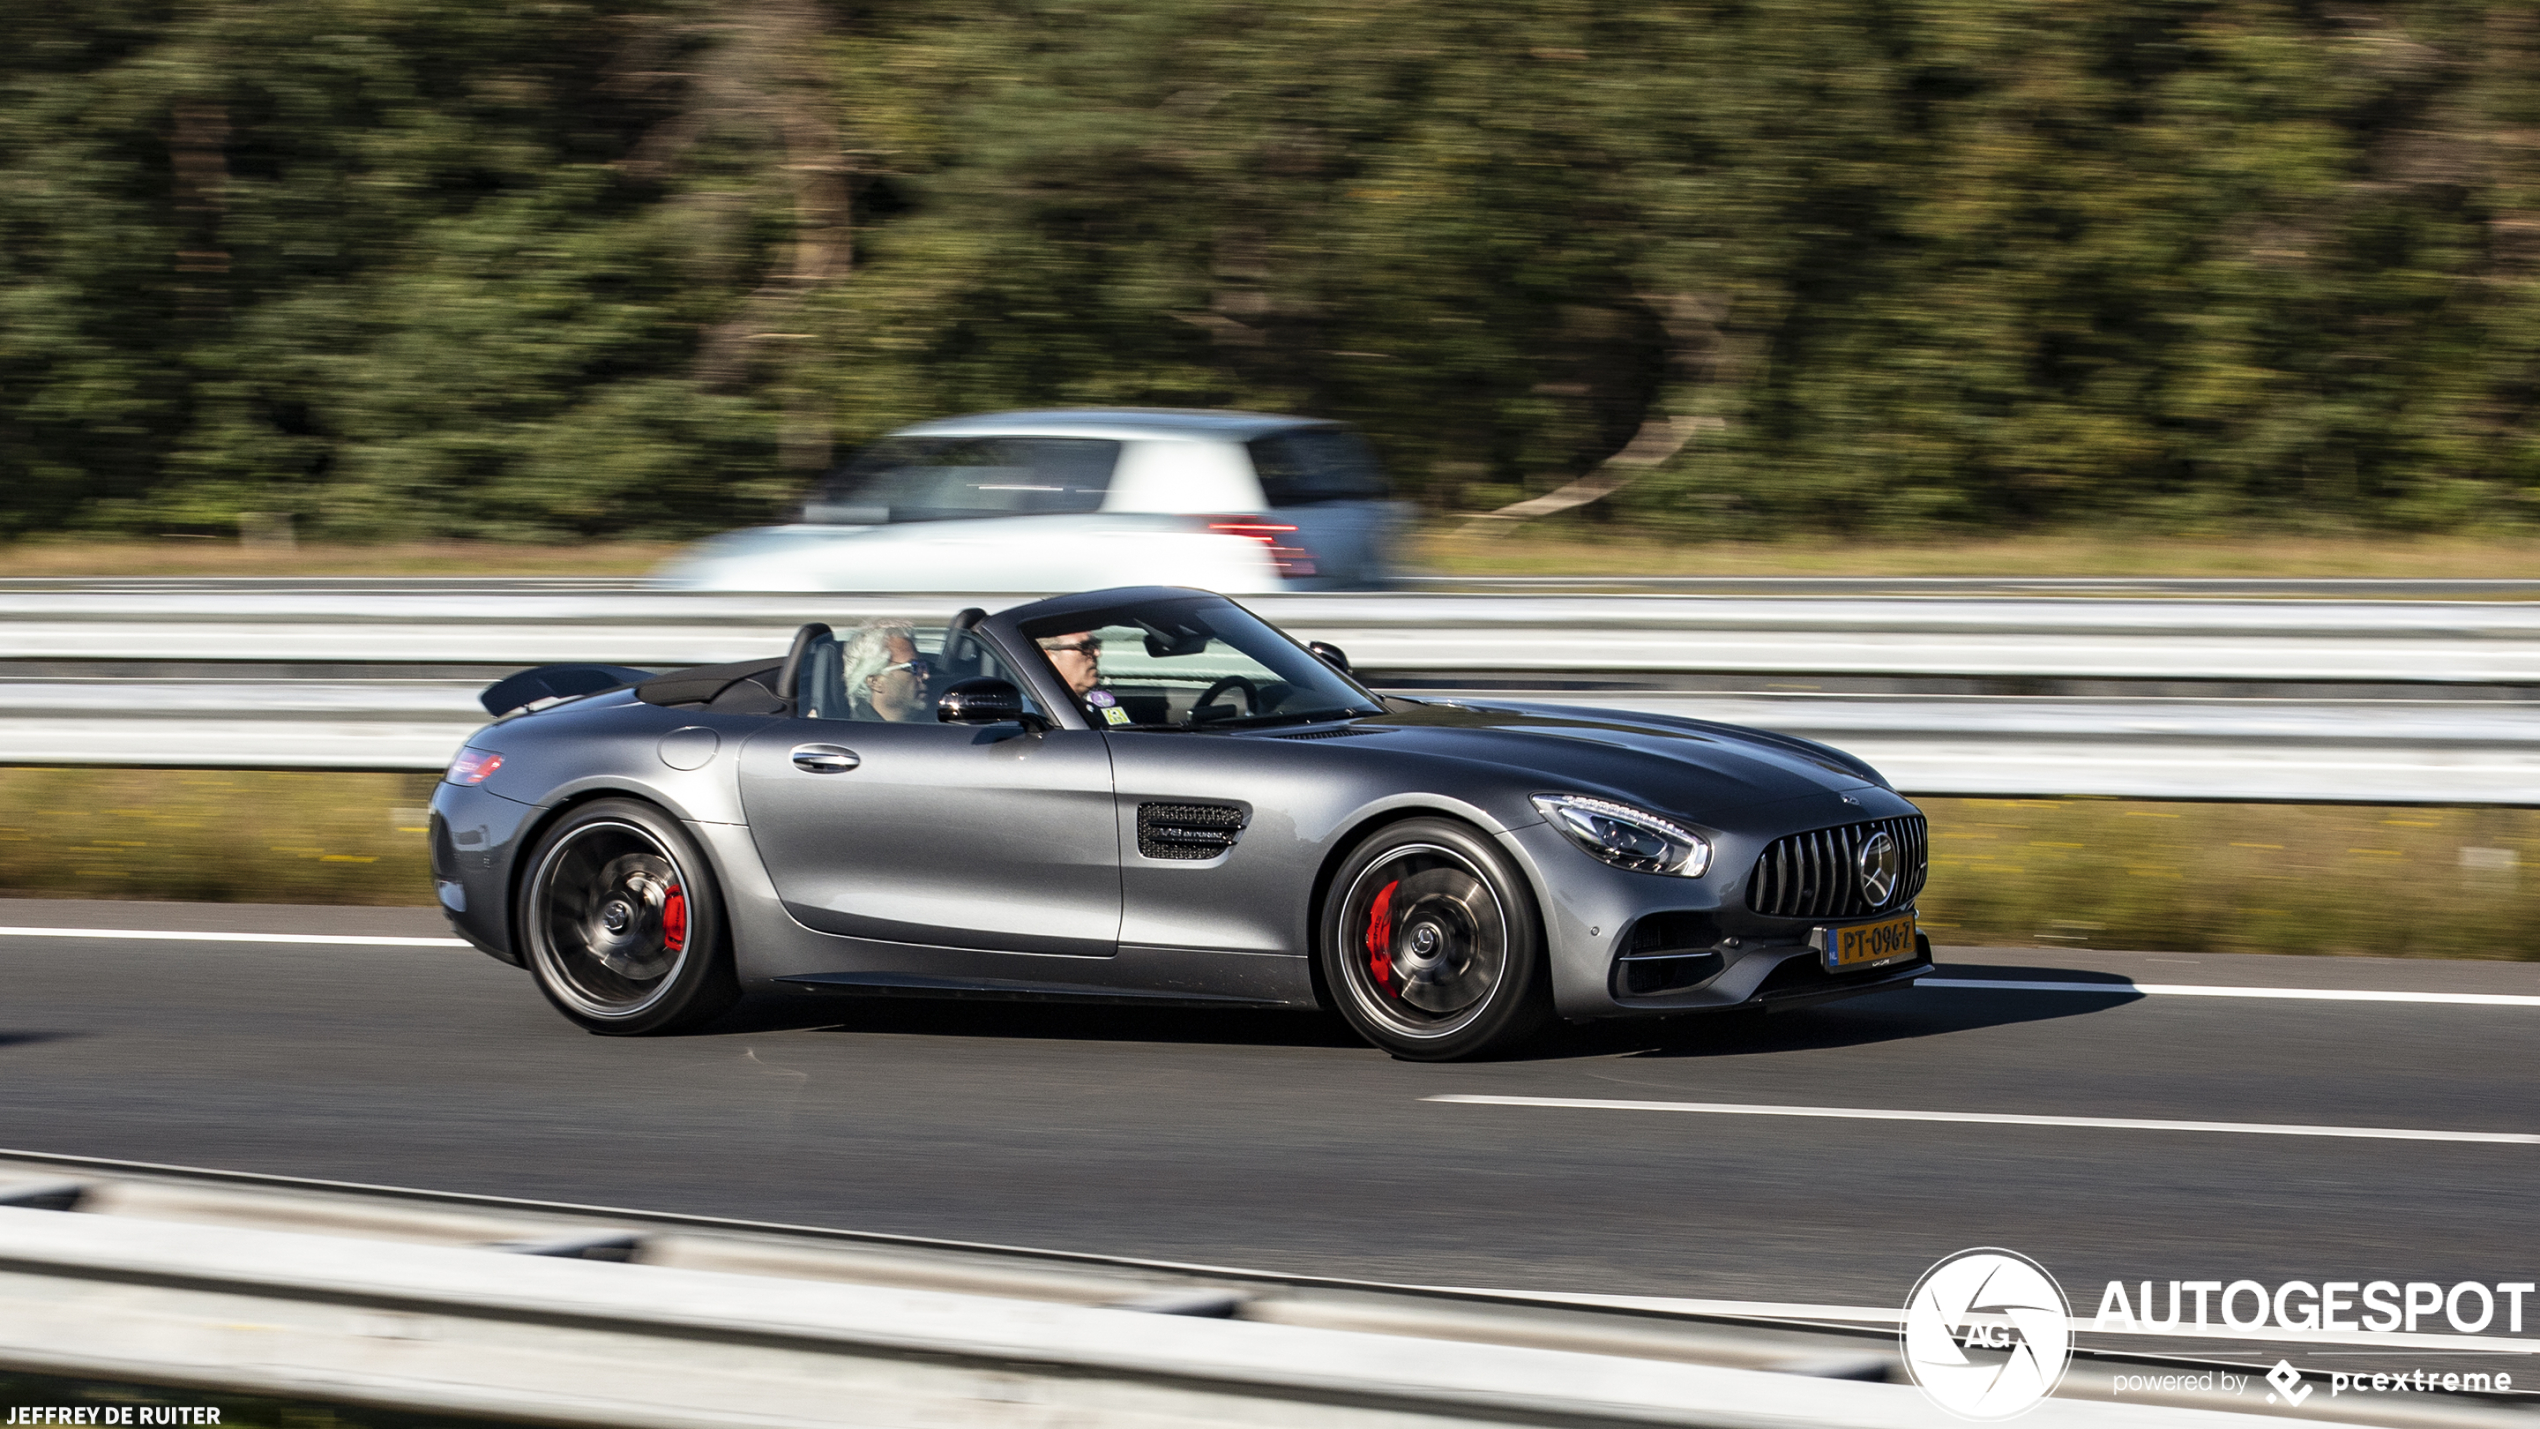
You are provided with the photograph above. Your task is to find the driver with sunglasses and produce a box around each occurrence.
[1038,631,1102,694]
[1038,630,1125,724]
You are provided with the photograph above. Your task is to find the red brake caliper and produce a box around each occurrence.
[1364,879,1398,994]
[661,885,688,954]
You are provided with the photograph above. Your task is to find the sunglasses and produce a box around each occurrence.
[1043,640,1102,656]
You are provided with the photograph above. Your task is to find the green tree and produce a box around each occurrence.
[6,1,2540,541]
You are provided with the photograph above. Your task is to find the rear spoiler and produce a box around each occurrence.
[480,664,657,718]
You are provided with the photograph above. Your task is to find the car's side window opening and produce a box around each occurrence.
[799,621,1043,723]
[1026,599,1379,730]
[1055,623,1295,727]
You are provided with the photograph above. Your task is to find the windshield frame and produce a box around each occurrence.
[1007,593,1383,733]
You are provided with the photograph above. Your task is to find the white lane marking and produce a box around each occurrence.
[1923,977,2540,1007]
[0,925,467,948]
[1425,1094,2540,1145]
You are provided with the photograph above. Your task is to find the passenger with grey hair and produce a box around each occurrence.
[838,621,932,721]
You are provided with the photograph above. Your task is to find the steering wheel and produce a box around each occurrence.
[1189,675,1260,725]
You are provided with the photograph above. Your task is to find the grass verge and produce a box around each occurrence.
[0,768,437,906]
[0,769,2531,959]
[1917,798,2539,959]
[1413,527,2540,580]
[0,539,678,578]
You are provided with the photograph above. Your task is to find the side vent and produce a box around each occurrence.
[1274,726,1388,741]
[1138,803,1247,860]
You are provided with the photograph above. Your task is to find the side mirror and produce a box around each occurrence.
[1309,641,1352,675]
[938,677,1044,729]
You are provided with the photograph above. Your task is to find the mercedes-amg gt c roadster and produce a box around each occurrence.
[431,586,1930,1059]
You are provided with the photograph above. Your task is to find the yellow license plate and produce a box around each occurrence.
[1826,912,1917,970]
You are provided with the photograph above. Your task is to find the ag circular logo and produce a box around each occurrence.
[1901,1248,2073,1419]
[1857,830,1900,906]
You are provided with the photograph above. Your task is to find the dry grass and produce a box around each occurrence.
[0,768,438,905]
[1419,527,2540,581]
[0,769,2529,959]
[0,539,678,578]
[1919,798,2540,959]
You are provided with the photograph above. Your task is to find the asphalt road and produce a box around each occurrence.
[0,898,2532,1317]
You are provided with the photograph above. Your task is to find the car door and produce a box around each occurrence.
[1105,731,1331,959]
[735,630,1120,957]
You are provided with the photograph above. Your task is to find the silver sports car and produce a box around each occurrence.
[430,586,1930,1060]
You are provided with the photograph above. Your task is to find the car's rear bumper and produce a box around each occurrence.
[428,780,539,966]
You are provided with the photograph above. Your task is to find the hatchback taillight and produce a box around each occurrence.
[445,747,504,785]
[1206,516,1318,578]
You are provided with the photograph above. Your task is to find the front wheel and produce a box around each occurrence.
[1320,818,1551,1060]
[517,798,738,1035]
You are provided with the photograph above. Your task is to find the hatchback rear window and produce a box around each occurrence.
[1247,428,1391,507]
[804,437,1122,524]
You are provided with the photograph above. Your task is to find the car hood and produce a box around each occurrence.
[1359,699,1884,823]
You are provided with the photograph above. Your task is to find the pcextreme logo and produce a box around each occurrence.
[1902,1249,2075,1420]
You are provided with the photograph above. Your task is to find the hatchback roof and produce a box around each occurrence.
[898,408,1340,441]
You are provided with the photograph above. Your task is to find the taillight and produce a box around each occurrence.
[1206,516,1319,579]
[445,747,504,785]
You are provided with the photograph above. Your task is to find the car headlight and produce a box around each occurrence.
[1531,794,1711,877]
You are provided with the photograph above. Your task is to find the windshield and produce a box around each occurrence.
[1020,597,1380,730]
[803,436,1121,524]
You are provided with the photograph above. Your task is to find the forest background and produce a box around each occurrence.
[9,1,2540,546]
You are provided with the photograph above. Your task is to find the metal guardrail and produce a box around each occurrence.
[0,583,2531,801]
[5,587,2540,680]
[17,575,2540,598]
[1392,576,2540,600]
[0,1154,2468,1429]
[1,681,2533,804]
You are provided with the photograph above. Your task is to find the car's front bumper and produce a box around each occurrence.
[1496,790,1930,1021]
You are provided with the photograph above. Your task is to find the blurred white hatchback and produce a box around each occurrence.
[659,409,1408,592]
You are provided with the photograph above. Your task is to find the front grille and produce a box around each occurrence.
[1137,802,1247,860]
[1745,815,1928,920]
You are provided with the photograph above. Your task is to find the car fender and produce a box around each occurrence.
[1299,790,1543,974]
[441,697,775,968]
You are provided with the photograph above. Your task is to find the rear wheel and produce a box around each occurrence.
[517,798,737,1035]
[1320,818,1551,1060]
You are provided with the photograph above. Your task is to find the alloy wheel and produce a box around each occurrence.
[1336,842,1510,1039]
[526,819,693,1020]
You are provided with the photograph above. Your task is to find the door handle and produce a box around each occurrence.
[790,743,861,774]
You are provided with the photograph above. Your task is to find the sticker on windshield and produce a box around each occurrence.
[1102,705,1131,725]
[1085,689,1118,707]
